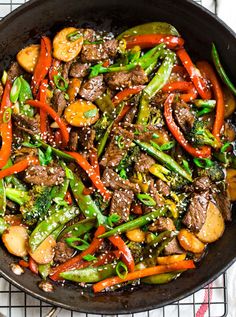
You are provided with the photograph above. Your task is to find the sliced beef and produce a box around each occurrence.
[155,179,170,197]
[13,113,39,134]
[173,101,195,133]
[62,61,73,81]
[77,126,96,150]
[214,190,232,221]
[24,162,65,186]
[79,75,105,101]
[182,191,209,232]
[0,82,3,101]
[123,104,138,124]
[164,237,184,255]
[54,241,74,264]
[102,168,140,193]
[81,28,97,42]
[193,176,211,192]
[151,92,168,107]
[68,129,79,151]
[7,62,24,82]
[14,147,38,163]
[100,126,134,168]
[125,124,169,143]
[69,62,90,78]
[6,199,19,213]
[105,65,148,90]
[149,217,175,232]
[81,39,118,63]
[110,189,134,224]
[134,153,155,173]
[149,179,165,207]
[52,89,67,116]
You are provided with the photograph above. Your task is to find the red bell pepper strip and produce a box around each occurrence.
[89,147,100,176]
[112,86,145,106]
[93,259,195,293]
[27,100,69,146]
[65,191,73,205]
[125,34,184,50]
[93,251,120,267]
[31,36,52,96]
[82,187,94,195]
[108,235,135,272]
[39,79,49,141]
[50,225,105,281]
[162,81,198,102]
[49,59,60,88]
[115,104,131,123]
[0,80,12,168]
[65,151,111,201]
[19,260,29,268]
[172,65,188,77]
[197,61,224,145]
[29,257,38,274]
[131,204,143,215]
[164,93,211,158]
[0,156,39,180]
[176,48,211,100]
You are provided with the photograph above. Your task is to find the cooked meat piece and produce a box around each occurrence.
[81,28,97,42]
[81,39,118,63]
[103,39,118,58]
[7,62,24,82]
[182,191,209,232]
[61,61,73,81]
[51,89,67,116]
[164,237,184,255]
[124,124,169,143]
[68,128,79,151]
[110,190,134,224]
[151,92,168,107]
[78,126,96,150]
[69,62,90,78]
[6,199,19,213]
[134,153,155,173]
[149,179,165,207]
[123,104,138,124]
[0,82,3,101]
[155,179,170,197]
[24,163,65,186]
[100,126,134,168]
[102,168,140,193]
[14,147,38,163]
[105,65,148,90]
[54,241,74,264]
[13,113,39,134]
[79,75,105,101]
[149,217,175,232]
[213,190,232,221]
[173,101,195,133]
[193,176,211,192]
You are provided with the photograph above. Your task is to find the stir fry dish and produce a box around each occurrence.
[0,21,236,293]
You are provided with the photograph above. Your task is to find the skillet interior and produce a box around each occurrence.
[0,0,236,314]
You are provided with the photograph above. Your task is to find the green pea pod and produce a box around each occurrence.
[137,50,175,124]
[134,140,193,182]
[29,205,80,252]
[19,76,34,117]
[70,172,106,225]
[10,76,22,103]
[50,178,70,200]
[3,159,27,190]
[212,43,236,96]
[97,121,113,157]
[51,224,64,240]
[95,92,115,114]
[142,272,180,284]
[38,263,51,280]
[58,218,96,241]
[0,180,6,217]
[99,207,167,239]
[0,217,8,235]
[117,22,180,40]
[60,263,117,283]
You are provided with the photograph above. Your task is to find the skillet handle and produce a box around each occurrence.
[44,307,61,317]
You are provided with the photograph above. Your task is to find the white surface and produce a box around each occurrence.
[0,1,236,316]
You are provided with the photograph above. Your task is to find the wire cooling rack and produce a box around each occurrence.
[0,0,228,316]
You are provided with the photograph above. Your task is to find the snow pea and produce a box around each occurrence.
[0,179,6,217]
[142,272,180,284]
[58,218,96,241]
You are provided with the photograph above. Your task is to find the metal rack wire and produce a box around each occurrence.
[0,0,228,316]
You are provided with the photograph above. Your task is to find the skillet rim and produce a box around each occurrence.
[0,0,235,313]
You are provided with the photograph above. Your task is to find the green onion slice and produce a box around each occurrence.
[137,193,156,206]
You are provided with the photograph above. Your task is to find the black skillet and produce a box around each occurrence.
[0,0,236,314]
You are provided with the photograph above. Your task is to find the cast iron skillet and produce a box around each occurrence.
[0,0,236,314]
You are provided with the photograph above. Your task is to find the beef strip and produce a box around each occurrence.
[134,153,155,173]
[213,189,232,221]
[68,128,79,151]
[69,62,90,78]
[24,162,65,186]
[149,179,165,207]
[155,179,170,197]
[173,101,195,133]
[51,89,67,116]
[100,126,134,168]
[164,237,184,255]
[62,61,73,81]
[182,191,209,232]
[79,75,105,101]
[77,126,96,150]
[149,217,175,232]
[124,124,169,143]
[110,189,134,224]
[102,168,140,193]
[105,65,148,90]
[123,104,138,124]
[14,147,38,163]
[54,241,74,264]
[7,62,24,82]
[13,113,39,134]
[81,28,97,42]
[81,39,118,63]
[193,176,211,192]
